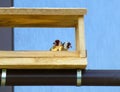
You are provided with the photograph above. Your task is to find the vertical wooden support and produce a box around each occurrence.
[75,16,86,58]
[0,0,14,92]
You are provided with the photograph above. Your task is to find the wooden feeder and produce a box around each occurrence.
[0,8,87,69]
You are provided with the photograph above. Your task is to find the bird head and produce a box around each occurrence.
[53,40,62,46]
[63,42,72,49]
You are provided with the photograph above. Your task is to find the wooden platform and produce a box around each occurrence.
[0,8,87,27]
[0,51,87,69]
[0,8,87,69]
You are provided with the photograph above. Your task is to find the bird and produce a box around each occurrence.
[50,40,63,51]
[62,42,72,51]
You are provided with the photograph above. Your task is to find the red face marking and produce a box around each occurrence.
[53,40,60,46]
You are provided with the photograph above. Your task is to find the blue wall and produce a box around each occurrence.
[14,0,120,92]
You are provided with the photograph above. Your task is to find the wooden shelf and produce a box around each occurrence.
[0,51,87,69]
[0,57,87,69]
[0,8,87,27]
[0,8,88,69]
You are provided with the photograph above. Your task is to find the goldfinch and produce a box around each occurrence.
[50,40,63,51]
[62,42,72,51]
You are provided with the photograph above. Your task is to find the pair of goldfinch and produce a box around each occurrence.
[50,40,72,51]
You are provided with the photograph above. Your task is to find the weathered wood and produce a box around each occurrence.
[75,16,86,57]
[0,51,79,58]
[0,57,87,69]
[0,8,87,27]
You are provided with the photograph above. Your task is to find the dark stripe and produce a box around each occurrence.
[0,28,14,50]
[6,69,76,86]
[82,70,120,86]
[0,70,1,84]
[0,0,14,92]
[0,0,13,7]
[1,69,120,86]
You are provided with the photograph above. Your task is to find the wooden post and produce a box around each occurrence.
[75,16,86,58]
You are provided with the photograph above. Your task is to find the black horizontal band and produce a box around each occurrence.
[1,69,120,86]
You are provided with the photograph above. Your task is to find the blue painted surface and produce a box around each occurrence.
[14,0,120,92]
[14,28,75,51]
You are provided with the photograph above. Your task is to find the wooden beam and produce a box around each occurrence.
[75,16,86,57]
[0,8,87,15]
[0,8,87,27]
[0,15,78,27]
[0,57,87,69]
[0,51,79,58]
[0,51,87,69]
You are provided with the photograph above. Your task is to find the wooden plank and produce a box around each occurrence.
[0,8,87,15]
[0,57,87,69]
[0,15,79,27]
[75,16,86,57]
[0,51,79,58]
[0,8,87,27]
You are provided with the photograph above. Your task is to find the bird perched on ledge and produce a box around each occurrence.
[62,42,72,51]
[50,40,72,51]
[50,40,63,51]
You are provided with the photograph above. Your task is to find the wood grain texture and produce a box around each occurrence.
[0,8,87,27]
[0,57,87,69]
[75,16,86,57]
[0,51,87,69]
[0,51,79,58]
[0,8,87,15]
[0,8,87,69]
